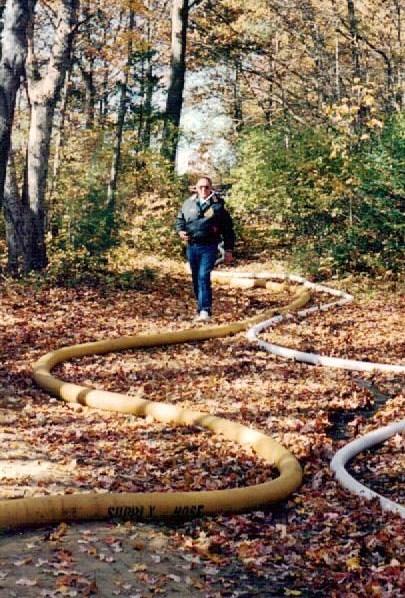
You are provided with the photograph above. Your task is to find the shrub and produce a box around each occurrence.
[46,130,188,281]
[228,114,404,276]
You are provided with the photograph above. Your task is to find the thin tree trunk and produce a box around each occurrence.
[302,1,326,106]
[100,9,124,128]
[161,0,189,166]
[49,67,71,202]
[335,30,340,100]
[0,0,36,207]
[141,6,155,150]
[142,52,154,149]
[137,53,146,149]
[81,1,95,128]
[99,61,109,128]
[233,61,243,131]
[347,0,362,80]
[262,33,280,125]
[99,26,109,127]
[394,0,403,108]
[106,9,134,218]
[81,61,95,128]
[3,151,25,274]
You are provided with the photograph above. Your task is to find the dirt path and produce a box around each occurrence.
[1,267,403,596]
[0,520,212,597]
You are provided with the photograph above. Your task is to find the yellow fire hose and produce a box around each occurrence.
[1,274,311,530]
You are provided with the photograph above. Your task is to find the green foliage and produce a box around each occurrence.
[60,186,117,253]
[116,150,188,258]
[46,130,187,284]
[45,246,108,286]
[228,114,404,276]
[47,130,117,283]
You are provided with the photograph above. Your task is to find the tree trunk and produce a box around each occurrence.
[0,0,36,207]
[99,26,109,127]
[140,0,154,149]
[161,0,189,166]
[233,61,243,132]
[49,67,71,202]
[138,54,146,146]
[99,59,109,128]
[0,5,6,60]
[301,1,327,106]
[3,151,25,274]
[335,29,340,100]
[81,60,95,128]
[106,9,134,218]
[22,0,78,272]
[141,8,155,150]
[24,102,54,269]
[99,9,124,128]
[80,1,95,128]
[347,0,362,81]
[265,34,278,125]
[142,52,154,149]
[394,0,403,108]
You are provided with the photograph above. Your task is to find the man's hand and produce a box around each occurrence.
[179,231,189,243]
[224,250,234,265]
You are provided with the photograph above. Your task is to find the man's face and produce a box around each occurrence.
[196,179,212,200]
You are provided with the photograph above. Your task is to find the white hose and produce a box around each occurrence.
[330,421,405,517]
[246,272,405,374]
[240,270,404,516]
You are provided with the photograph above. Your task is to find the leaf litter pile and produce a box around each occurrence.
[0,263,404,597]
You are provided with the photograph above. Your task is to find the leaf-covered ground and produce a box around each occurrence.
[0,260,404,597]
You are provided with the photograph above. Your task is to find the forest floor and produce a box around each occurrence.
[0,256,404,597]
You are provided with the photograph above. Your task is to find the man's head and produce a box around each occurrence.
[196,176,213,200]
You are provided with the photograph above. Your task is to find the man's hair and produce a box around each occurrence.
[196,176,212,186]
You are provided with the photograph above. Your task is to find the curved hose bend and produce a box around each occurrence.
[1,273,311,529]
[246,273,405,374]
[331,421,405,518]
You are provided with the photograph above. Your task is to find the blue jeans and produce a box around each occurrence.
[186,243,218,313]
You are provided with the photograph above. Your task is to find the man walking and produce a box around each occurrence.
[176,176,235,321]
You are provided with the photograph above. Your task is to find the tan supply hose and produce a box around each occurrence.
[0,273,311,530]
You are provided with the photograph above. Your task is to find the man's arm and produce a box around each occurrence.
[221,208,235,250]
[175,204,189,242]
[220,208,235,264]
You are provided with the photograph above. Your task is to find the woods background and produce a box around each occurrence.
[0,0,403,282]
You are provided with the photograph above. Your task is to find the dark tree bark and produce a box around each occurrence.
[98,25,109,127]
[137,53,146,148]
[161,0,189,166]
[142,52,154,148]
[140,6,156,150]
[0,0,36,207]
[49,66,72,202]
[347,0,362,80]
[81,60,95,128]
[233,61,243,131]
[3,150,26,274]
